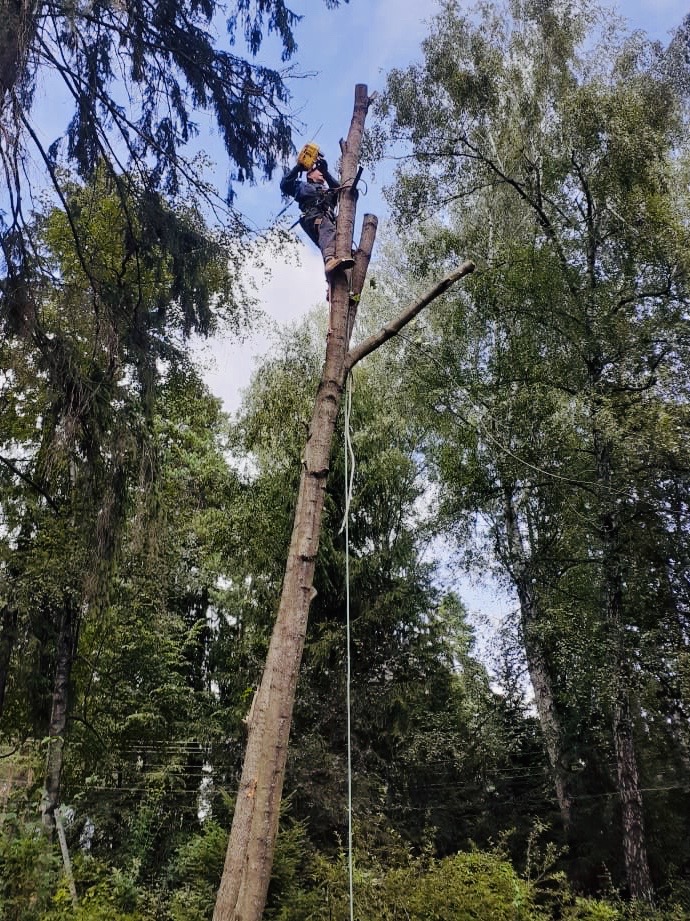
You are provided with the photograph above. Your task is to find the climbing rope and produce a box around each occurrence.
[341,372,356,921]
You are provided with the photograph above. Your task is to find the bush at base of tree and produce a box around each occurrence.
[40,854,160,921]
[2,807,687,921]
[0,816,58,921]
[266,826,689,921]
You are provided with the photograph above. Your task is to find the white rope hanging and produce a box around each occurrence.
[341,371,356,921]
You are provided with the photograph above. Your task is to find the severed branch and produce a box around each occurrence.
[345,259,476,371]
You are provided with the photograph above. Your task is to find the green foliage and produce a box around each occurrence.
[270,831,688,921]
[41,855,157,921]
[273,833,595,921]
[225,311,553,875]
[167,820,227,921]
[562,897,690,921]
[56,370,243,876]
[565,899,621,921]
[0,0,347,295]
[0,817,58,921]
[5,4,690,916]
[407,851,545,920]
[166,811,313,921]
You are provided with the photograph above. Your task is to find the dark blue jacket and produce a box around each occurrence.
[280,165,339,221]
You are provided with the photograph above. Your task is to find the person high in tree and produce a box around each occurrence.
[280,148,355,275]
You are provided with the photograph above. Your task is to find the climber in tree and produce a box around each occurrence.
[280,151,355,275]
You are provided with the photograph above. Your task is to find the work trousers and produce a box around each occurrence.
[300,212,336,263]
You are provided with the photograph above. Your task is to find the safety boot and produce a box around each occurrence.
[324,256,355,274]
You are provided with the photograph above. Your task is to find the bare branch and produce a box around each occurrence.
[345,260,475,371]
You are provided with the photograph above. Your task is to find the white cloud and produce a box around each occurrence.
[198,242,328,414]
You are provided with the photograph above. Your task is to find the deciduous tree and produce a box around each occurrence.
[376,0,690,901]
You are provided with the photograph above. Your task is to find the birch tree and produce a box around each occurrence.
[376,0,690,901]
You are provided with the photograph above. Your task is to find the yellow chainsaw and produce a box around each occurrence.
[297,142,322,171]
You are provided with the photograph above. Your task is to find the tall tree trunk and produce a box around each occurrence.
[213,84,474,921]
[605,587,653,901]
[520,595,573,831]
[41,595,78,830]
[501,488,573,830]
[0,604,18,718]
[595,427,653,902]
[212,85,375,921]
[613,688,653,901]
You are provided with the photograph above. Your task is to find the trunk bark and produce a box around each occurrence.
[594,426,653,902]
[613,688,653,901]
[41,596,78,830]
[501,488,573,830]
[520,595,573,830]
[212,85,375,921]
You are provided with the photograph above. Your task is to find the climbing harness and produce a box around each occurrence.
[289,197,336,232]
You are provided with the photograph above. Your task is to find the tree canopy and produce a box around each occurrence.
[374,0,690,902]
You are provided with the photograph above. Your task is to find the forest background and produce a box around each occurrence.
[2,0,690,919]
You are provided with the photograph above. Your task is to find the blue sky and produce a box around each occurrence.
[27,0,687,240]
[201,0,690,418]
[229,0,689,232]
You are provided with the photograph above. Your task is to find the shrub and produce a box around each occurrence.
[0,818,58,921]
[41,855,158,921]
